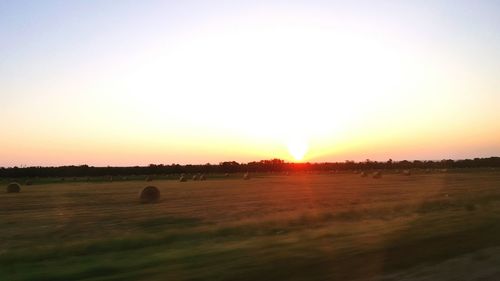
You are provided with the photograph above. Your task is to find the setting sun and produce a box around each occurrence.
[287,138,309,161]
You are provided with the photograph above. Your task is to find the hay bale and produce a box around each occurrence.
[372,171,382,179]
[199,174,206,181]
[7,182,21,193]
[24,180,32,186]
[360,171,367,177]
[192,174,199,181]
[403,170,411,176]
[145,176,153,182]
[224,173,229,177]
[243,172,250,180]
[179,174,187,182]
[139,186,160,203]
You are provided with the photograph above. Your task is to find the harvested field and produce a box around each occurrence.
[1,170,500,281]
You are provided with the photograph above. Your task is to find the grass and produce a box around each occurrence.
[0,173,246,186]
[1,170,500,280]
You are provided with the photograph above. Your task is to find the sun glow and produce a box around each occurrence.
[287,138,309,161]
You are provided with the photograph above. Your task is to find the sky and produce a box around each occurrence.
[1,0,499,167]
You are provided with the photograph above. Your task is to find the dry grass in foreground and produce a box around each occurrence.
[1,170,500,281]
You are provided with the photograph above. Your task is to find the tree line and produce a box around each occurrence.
[1,157,499,178]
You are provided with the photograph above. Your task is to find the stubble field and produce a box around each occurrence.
[2,170,500,281]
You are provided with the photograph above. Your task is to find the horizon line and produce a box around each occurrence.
[3,156,499,169]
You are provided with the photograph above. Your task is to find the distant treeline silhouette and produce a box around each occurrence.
[1,157,499,178]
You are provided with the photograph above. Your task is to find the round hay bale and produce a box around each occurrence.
[24,180,32,186]
[372,171,382,179]
[224,173,229,177]
[360,171,367,177]
[7,182,21,193]
[243,172,250,180]
[192,174,199,181]
[139,186,160,203]
[403,170,411,176]
[179,175,187,182]
[145,176,153,182]
[199,174,206,181]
